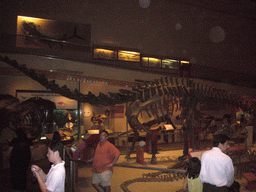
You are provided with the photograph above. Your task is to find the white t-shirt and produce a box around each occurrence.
[200,147,234,187]
[45,161,66,192]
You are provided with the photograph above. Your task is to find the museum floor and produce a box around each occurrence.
[0,141,256,192]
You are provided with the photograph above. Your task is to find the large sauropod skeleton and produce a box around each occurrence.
[1,55,256,164]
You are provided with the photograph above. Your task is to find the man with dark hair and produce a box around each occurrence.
[9,128,33,191]
[87,130,120,192]
[214,114,232,136]
[31,141,65,192]
[200,134,235,192]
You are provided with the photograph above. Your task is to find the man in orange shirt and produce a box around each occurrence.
[87,130,120,192]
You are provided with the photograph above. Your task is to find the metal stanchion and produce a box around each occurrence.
[70,160,74,192]
[65,146,88,192]
[63,148,65,161]
[64,146,75,192]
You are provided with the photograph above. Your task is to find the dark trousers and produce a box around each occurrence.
[203,183,228,192]
[10,156,30,191]
[203,182,240,192]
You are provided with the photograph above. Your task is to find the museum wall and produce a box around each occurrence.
[1,52,256,135]
[0,53,164,83]
[0,74,128,129]
[1,0,255,76]
[0,72,129,133]
[0,52,165,134]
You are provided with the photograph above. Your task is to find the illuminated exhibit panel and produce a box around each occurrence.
[118,50,140,62]
[94,48,117,60]
[162,59,179,69]
[142,57,186,69]
[93,48,140,63]
[141,57,161,68]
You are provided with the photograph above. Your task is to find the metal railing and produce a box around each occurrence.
[63,146,83,192]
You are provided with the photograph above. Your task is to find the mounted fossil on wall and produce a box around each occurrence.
[17,16,91,51]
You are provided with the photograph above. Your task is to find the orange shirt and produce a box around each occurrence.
[92,141,120,173]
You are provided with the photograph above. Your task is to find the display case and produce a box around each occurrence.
[93,48,117,60]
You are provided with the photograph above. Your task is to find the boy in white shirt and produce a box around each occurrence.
[32,141,66,192]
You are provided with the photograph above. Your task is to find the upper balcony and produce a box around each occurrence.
[0,16,255,90]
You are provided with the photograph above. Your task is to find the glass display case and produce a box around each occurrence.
[162,59,179,69]
[93,48,117,60]
[141,57,161,68]
[117,50,140,62]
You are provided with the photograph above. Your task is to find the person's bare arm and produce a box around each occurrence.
[31,165,49,192]
[105,154,120,168]
[32,165,47,182]
[86,157,94,163]
[183,177,188,191]
[36,174,48,192]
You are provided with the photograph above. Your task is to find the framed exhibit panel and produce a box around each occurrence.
[16,90,78,109]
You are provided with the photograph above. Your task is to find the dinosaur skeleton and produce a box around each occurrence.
[120,148,256,192]
[21,21,86,49]
[120,171,186,192]
[1,55,256,164]
[0,94,56,139]
[125,94,171,163]
[19,97,56,137]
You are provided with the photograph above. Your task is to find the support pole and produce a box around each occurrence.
[191,111,195,151]
[70,160,74,192]
[126,102,129,161]
[63,148,65,162]
[77,81,81,140]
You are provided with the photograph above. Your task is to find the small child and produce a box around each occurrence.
[183,157,202,192]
